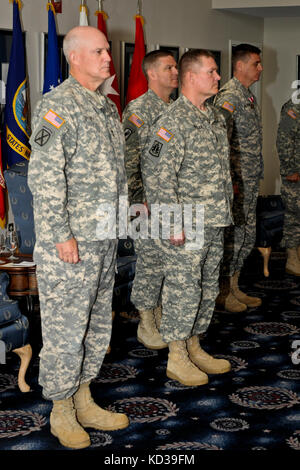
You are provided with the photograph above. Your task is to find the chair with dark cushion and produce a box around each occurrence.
[0,271,32,392]
[4,161,36,254]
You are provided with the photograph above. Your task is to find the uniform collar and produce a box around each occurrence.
[68,75,107,109]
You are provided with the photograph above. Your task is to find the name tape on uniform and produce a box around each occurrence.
[43,109,65,129]
[128,113,144,128]
[157,127,173,142]
[222,101,235,113]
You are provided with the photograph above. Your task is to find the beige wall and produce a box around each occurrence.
[261,17,300,195]
[0,0,264,110]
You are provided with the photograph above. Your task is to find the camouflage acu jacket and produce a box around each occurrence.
[214,77,263,185]
[276,98,300,177]
[28,75,127,244]
[122,89,170,204]
[142,95,233,228]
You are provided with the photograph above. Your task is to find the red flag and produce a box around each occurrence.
[0,134,6,229]
[96,10,122,118]
[125,15,148,105]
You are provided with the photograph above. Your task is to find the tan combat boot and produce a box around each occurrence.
[73,382,129,431]
[187,335,231,374]
[286,248,300,276]
[231,271,262,307]
[50,397,91,449]
[216,277,247,312]
[166,340,208,386]
[137,309,167,349]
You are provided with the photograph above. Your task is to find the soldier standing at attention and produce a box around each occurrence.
[141,49,233,386]
[214,44,264,313]
[276,98,300,275]
[28,26,129,449]
[122,50,178,350]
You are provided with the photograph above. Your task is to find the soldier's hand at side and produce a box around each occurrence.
[170,231,185,246]
[56,237,80,264]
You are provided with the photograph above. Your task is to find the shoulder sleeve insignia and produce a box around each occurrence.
[128,113,144,128]
[43,109,65,129]
[34,126,53,147]
[221,101,235,113]
[149,140,163,158]
[157,127,173,142]
[124,127,134,141]
[287,109,298,120]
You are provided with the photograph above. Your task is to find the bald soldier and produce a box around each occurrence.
[141,50,233,387]
[28,26,129,449]
[122,50,178,350]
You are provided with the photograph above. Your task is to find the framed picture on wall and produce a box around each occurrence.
[297,55,300,84]
[0,29,13,129]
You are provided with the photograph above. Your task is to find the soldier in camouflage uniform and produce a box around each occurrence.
[214,44,264,313]
[122,50,178,350]
[28,26,129,449]
[141,49,233,387]
[276,98,300,275]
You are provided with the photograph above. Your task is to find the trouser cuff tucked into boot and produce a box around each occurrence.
[50,397,91,449]
[73,382,129,431]
[187,335,231,374]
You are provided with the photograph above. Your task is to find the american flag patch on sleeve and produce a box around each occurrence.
[287,109,297,120]
[157,127,173,142]
[129,113,144,128]
[43,109,65,129]
[222,101,235,113]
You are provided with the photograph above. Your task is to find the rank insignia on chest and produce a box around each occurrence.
[287,109,298,120]
[149,140,163,158]
[129,113,144,128]
[43,109,65,129]
[222,101,235,113]
[157,127,173,142]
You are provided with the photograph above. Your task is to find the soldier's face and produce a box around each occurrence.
[151,56,178,90]
[191,57,220,99]
[241,53,263,85]
[76,30,111,86]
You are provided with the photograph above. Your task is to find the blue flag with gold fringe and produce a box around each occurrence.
[43,2,62,94]
[4,0,30,168]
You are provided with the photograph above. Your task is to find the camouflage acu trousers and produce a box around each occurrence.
[143,227,223,343]
[281,181,300,248]
[223,183,259,276]
[131,238,164,311]
[34,239,117,400]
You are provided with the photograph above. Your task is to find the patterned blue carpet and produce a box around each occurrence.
[0,249,300,458]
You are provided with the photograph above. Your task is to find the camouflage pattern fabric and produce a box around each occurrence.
[123,89,171,312]
[214,77,263,275]
[28,76,127,400]
[276,99,300,248]
[141,95,233,342]
[34,240,117,400]
[122,89,170,205]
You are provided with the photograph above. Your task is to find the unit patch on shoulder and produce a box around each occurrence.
[43,109,65,129]
[124,127,134,140]
[287,109,298,120]
[222,101,235,113]
[149,140,163,158]
[128,113,144,128]
[34,126,53,147]
[157,127,173,142]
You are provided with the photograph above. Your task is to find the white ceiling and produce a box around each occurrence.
[211,1,300,17]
